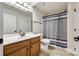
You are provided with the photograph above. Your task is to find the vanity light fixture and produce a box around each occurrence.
[16,2,31,9]
[9,2,32,12]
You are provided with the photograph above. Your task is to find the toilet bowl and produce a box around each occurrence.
[41,39,50,50]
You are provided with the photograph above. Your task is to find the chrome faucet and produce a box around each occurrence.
[18,30,25,36]
[14,30,25,36]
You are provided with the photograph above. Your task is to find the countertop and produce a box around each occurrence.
[3,33,42,45]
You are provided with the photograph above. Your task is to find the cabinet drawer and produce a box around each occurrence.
[31,36,40,44]
[4,40,30,56]
[10,47,28,56]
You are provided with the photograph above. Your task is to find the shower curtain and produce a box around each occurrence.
[49,20,58,39]
[43,18,67,40]
[58,19,67,40]
[43,11,67,48]
[43,20,58,39]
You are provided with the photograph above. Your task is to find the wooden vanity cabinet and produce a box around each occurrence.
[4,39,30,56]
[30,37,40,56]
[4,36,40,56]
[30,42,40,56]
[10,47,30,56]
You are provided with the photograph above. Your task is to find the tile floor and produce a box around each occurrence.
[39,41,74,56]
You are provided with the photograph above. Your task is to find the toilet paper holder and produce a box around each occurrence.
[74,36,79,42]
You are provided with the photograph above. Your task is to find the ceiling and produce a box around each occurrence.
[35,2,67,15]
[4,2,67,16]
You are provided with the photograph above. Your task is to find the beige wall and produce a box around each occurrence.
[0,3,3,56]
[67,2,75,53]
[32,7,44,33]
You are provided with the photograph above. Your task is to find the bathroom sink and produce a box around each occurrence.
[3,36,31,45]
[3,33,41,45]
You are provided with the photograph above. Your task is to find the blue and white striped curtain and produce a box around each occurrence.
[43,20,58,39]
[43,18,67,40]
[49,20,58,39]
[58,19,67,40]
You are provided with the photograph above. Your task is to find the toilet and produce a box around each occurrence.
[41,39,50,50]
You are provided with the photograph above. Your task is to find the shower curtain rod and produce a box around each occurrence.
[43,17,67,22]
[43,11,67,19]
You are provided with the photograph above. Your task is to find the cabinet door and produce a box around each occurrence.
[31,41,40,56]
[10,47,30,56]
[4,39,30,56]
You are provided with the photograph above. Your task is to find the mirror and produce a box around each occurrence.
[3,4,32,34]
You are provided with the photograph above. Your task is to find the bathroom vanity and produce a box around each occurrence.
[3,33,41,56]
